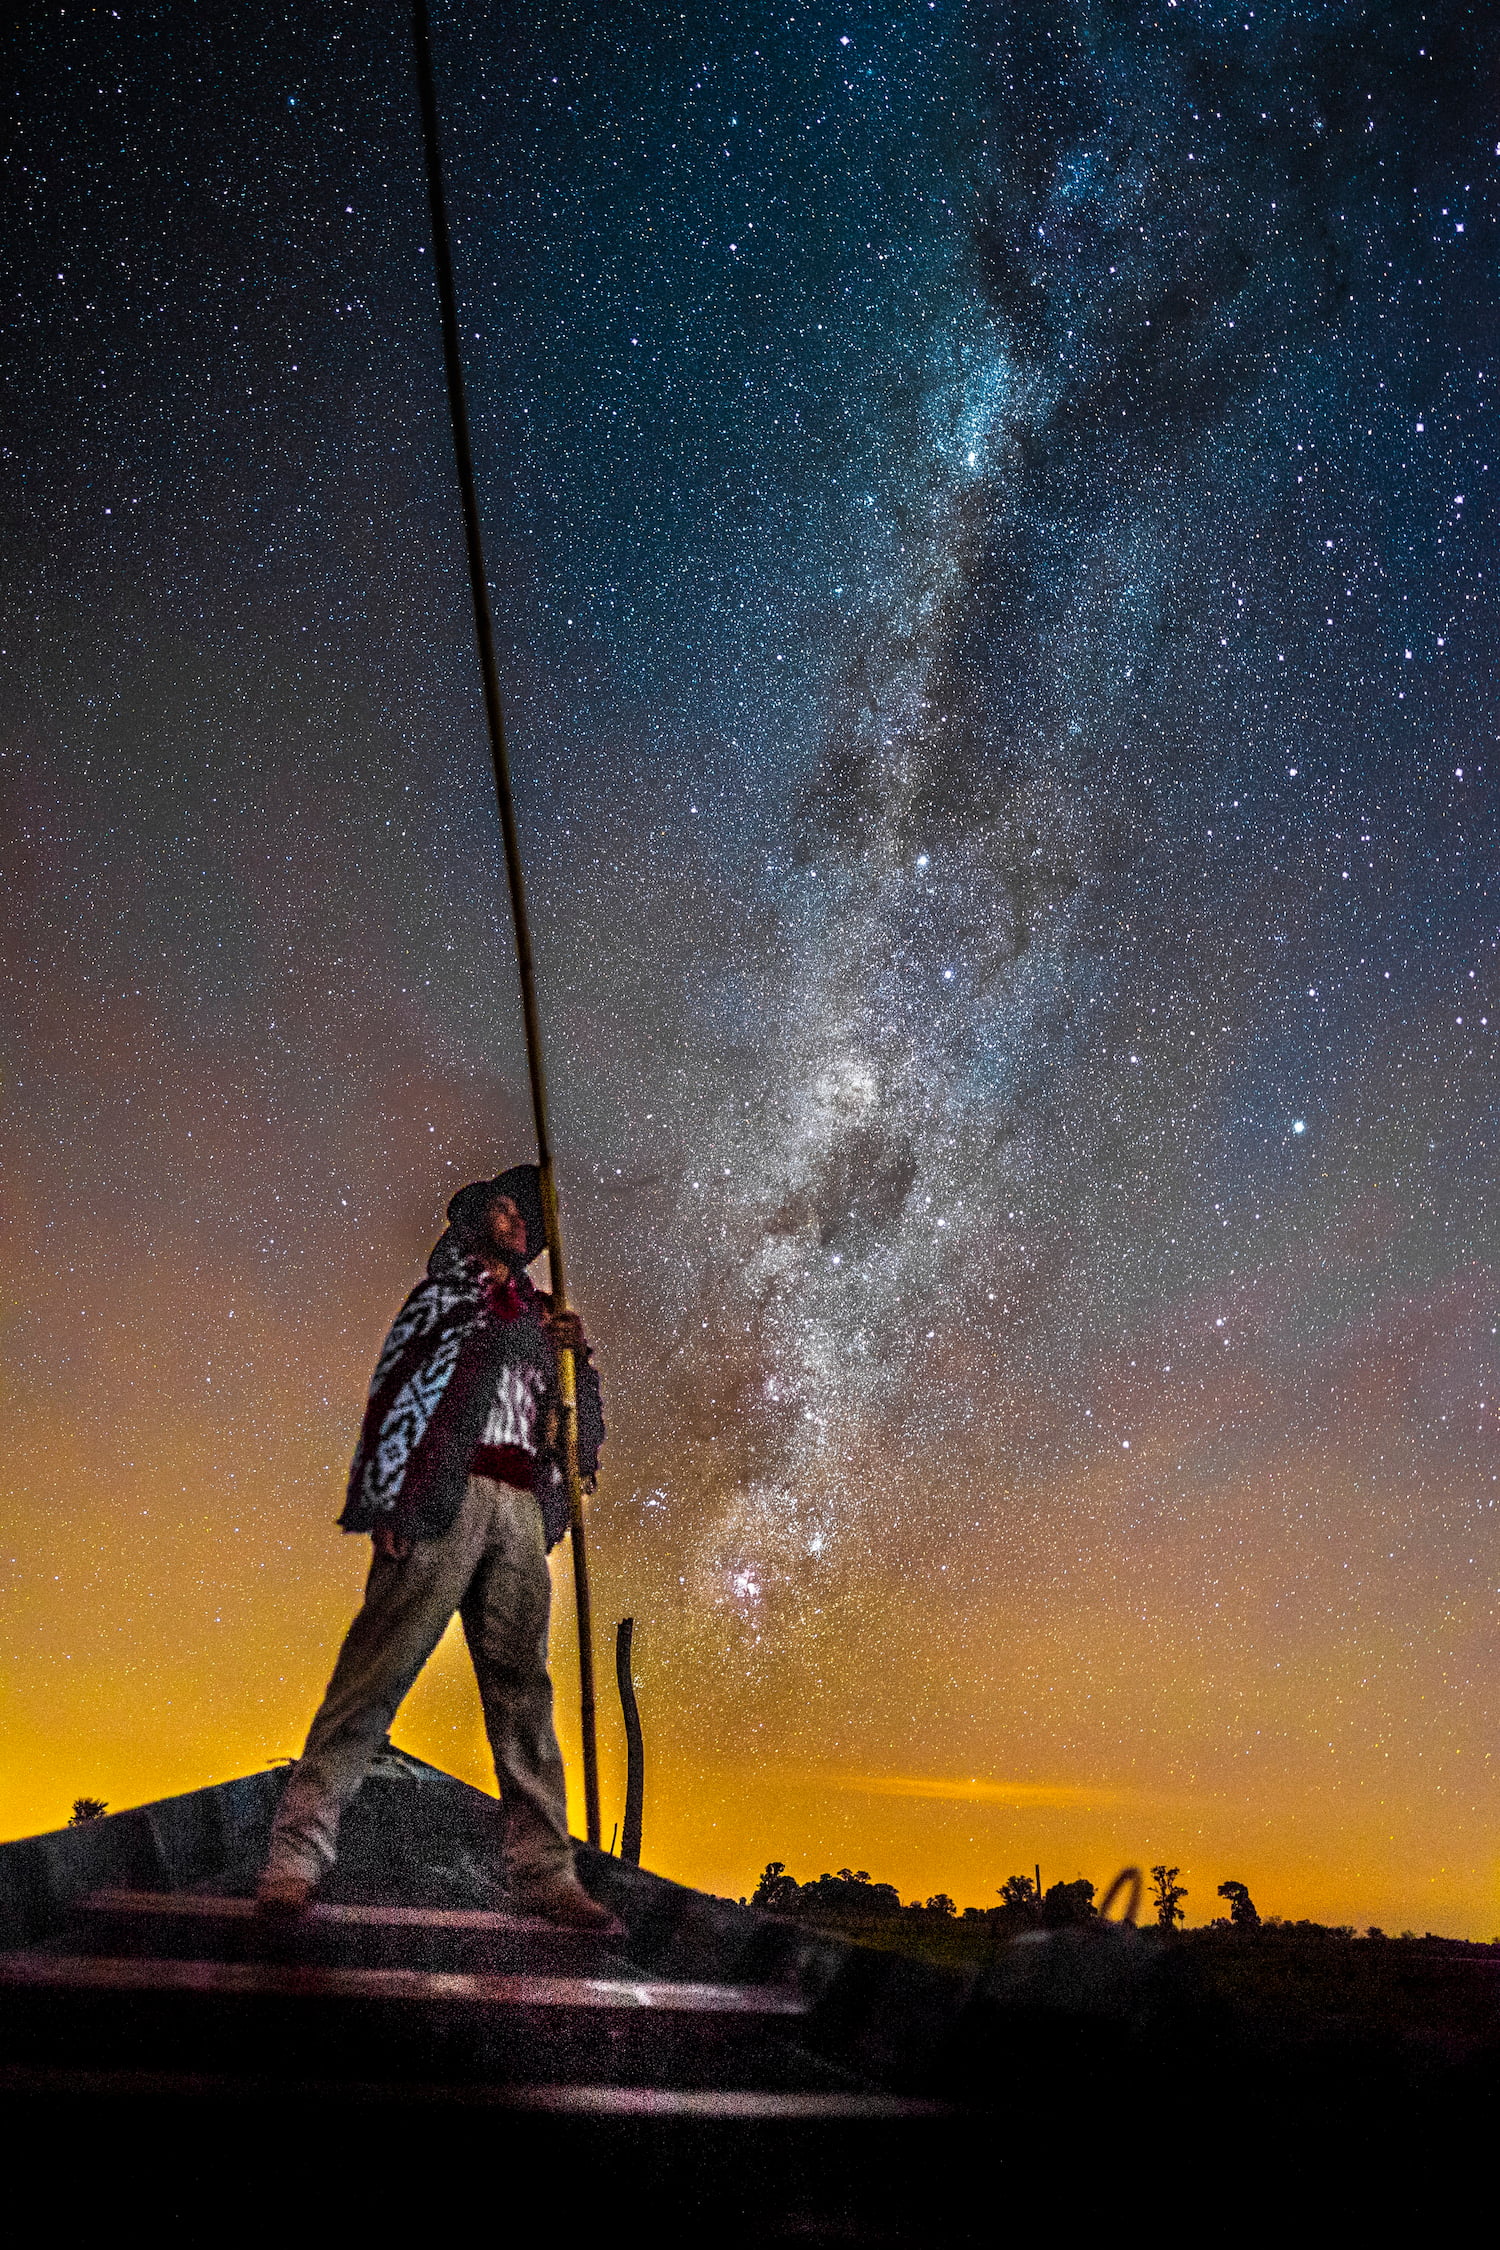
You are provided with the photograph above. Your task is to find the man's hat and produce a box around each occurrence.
[446,1165,547,1261]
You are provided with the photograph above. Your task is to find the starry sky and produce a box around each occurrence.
[3,0,1497,1934]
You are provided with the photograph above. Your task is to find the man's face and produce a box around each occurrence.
[484,1193,530,1261]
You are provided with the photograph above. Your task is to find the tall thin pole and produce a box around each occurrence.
[410,0,601,1848]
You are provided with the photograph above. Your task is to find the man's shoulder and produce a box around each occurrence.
[424,1231,483,1286]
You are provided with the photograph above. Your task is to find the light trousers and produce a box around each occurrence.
[265,1475,572,1888]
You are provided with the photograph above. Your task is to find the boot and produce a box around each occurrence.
[255,1870,317,1918]
[512,1871,625,1935]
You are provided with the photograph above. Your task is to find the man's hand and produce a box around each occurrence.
[372,1523,413,1562]
[544,1307,587,1358]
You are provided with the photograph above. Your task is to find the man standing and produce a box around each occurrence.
[257,1166,617,1930]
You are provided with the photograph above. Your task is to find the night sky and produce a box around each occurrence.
[4,1,1497,1934]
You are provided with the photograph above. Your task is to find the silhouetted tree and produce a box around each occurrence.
[69,1798,108,1825]
[1151,1865,1188,1929]
[751,1861,802,1912]
[802,1868,902,1916]
[753,1863,911,1919]
[1217,1879,1260,1930]
[924,1893,957,1919]
[993,1874,1041,1933]
[1041,1878,1097,1928]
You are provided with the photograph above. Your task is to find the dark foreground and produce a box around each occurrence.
[1,1756,1493,2242]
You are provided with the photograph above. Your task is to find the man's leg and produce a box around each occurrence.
[263,1486,490,1888]
[460,1479,576,1894]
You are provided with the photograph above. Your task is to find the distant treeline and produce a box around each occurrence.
[751,1862,1231,1932]
[751,1863,1097,1931]
[748,1862,1497,1947]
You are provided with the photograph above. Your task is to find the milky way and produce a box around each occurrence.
[3,3,1496,1931]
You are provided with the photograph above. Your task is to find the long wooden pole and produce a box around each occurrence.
[410,0,601,1848]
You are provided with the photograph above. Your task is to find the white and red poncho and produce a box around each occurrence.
[340,1228,603,1550]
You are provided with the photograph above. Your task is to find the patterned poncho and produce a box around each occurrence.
[340,1228,603,1550]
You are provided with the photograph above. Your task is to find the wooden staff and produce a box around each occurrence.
[410,0,601,1847]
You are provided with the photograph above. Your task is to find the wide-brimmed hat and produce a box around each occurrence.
[446,1164,546,1261]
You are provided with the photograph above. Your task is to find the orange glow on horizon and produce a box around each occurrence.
[3,1106,1496,1944]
